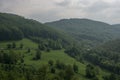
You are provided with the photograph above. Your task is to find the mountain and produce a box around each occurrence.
[46,19,120,47]
[0,13,119,80]
[0,13,73,48]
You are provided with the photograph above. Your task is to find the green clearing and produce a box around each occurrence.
[0,38,38,49]
[0,38,108,80]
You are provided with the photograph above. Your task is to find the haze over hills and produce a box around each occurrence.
[46,19,120,47]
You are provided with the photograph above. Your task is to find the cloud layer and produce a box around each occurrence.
[0,0,120,24]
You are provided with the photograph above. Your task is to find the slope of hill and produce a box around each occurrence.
[0,13,74,48]
[46,19,120,47]
[83,39,120,75]
[0,38,109,80]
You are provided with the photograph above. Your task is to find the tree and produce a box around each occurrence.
[50,67,56,73]
[7,72,15,80]
[48,60,54,66]
[7,44,12,49]
[12,42,16,48]
[38,44,46,51]
[85,64,96,78]
[103,73,117,80]
[27,48,31,53]
[20,58,24,63]
[73,63,78,73]
[38,65,48,80]
[33,50,41,60]
[20,43,24,49]
[46,47,51,52]
[109,73,117,80]
[56,60,66,70]
[64,65,74,80]
[64,46,80,58]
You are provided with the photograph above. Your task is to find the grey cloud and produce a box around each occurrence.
[55,0,70,6]
[84,1,110,12]
[0,0,120,24]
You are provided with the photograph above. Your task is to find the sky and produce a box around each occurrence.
[0,0,120,24]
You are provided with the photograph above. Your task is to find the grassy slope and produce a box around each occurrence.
[0,38,38,49]
[0,38,108,80]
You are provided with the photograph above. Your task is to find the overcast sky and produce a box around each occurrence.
[0,0,120,24]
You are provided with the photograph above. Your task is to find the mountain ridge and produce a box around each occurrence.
[45,18,120,47]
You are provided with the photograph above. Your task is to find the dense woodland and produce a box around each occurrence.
[0,13,120,80]
[0,13,72,47]
[46,19,120,47]
[84,40,120,75]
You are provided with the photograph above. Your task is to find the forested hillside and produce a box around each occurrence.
[0,13,74,49]
[0,13,120,80]
[46,19,120,47]
[83,39,120,75]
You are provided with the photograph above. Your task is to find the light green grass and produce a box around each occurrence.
[24,50,89,80]
[0,38,109,80]
[0,38,38,49]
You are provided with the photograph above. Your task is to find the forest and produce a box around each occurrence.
[0,13,120,80]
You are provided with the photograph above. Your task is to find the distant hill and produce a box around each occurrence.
[0,13,73,47]
[46,19,120,47]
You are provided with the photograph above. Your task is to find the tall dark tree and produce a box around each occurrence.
[20,43,24,49]
[12,42,16,48]
[85,64,96,78]
[7,44,12,49]
[73,63,79,73]
[33,50,41,60]
[27,48,31,53]
[64,65,74,80]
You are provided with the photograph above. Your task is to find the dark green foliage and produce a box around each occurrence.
[12,42,16,48]
[84,39,120,75]
[0,50,22,64]
[48,60,54,66]
[58,70,65,79]
[20,43,24,49]
[85,64,99,79]
[93,76,99,80]
[27,48,31,53]
[36,38,63,51]
[46,47,51,52]
[0,13,71,50]
[33,50,41,60]
[38,43,46,51]
[103,73,119,80]
[46,19,120,47]
[7,44,12,49]
[7,43,16,49]
[64,46,80,57]
[109,73,117,80]
[0,26,23,41]
[56,60,66,70]
[73,63,78,73]
[20,58,24,63]
[64,65,74,80]
[50,67,56,73]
